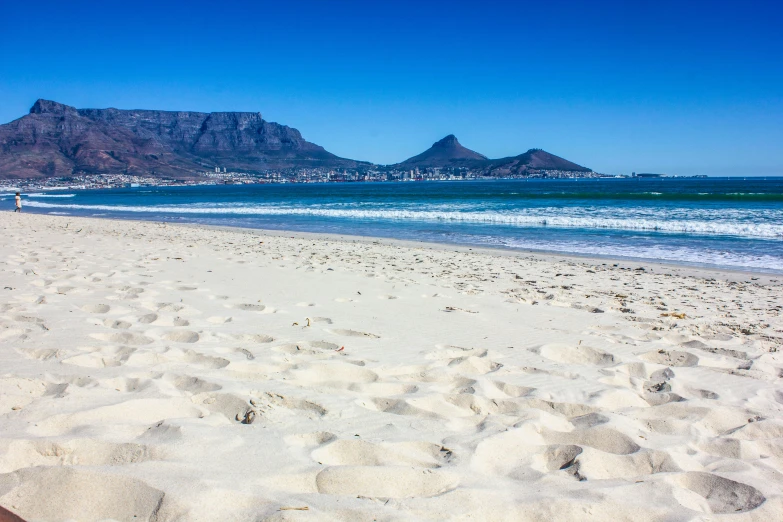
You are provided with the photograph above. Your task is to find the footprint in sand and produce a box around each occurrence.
[234,348,255,360]
[256,392,328,417]
[162,330,200,343]
[192,393,252,421]
[273,340,339,355]
[232,303,265,312]
[90,332,154,345]
[0,376,60,411]
[541,426,641,455]
[156,303,185,312]
[447,356,503,374]
[230,333,274,344]
[62,346,136,368]
[575,448,680,480]
[348,382,419,395]
[315,466,458,498]
[427,345,487,360]
[311,439,446,468]
[310,340,339,349]
[99,376,153,393]
[522,398,598,418]
[0,467,165,521]
[0,325,29,342]
[537,343,617,366]
[81,304,111,314]
[19,347,63,361]
[326,328,380,338]
[292,362,378,384]
[207,316,232,324]
[183,349,230,369]
[103,319,132,329]
[285,431,337,447]
[364,397,439,419]
[492,380,535,398]
[531,444,583,472]
[672,472,766,514]
[273,343,320,355]
[3,438,160,470]
[639,349,698,367]
[137,313,158,324]
[168,374,222,393]
[12,315,43,324]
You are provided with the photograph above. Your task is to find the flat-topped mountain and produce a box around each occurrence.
[396,134,590,174]
[0,100,364,179]
[397,135,487,167]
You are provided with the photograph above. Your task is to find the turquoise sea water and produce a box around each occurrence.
[8,178,783,273]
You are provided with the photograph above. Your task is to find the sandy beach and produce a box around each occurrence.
[1,212,782,521]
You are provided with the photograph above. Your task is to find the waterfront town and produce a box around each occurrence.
[2,165,619,191]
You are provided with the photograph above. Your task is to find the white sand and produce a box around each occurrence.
[1,213,782,521]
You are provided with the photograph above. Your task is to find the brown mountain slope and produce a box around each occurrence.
[0,100,365,179]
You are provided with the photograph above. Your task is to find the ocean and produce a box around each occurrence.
[8,178,783,273]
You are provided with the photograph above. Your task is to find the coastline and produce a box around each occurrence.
[194,222,783,284]
[1,212,781,520]
[20,208,783,280]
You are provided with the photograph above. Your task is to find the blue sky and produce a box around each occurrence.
[1,0,781,175]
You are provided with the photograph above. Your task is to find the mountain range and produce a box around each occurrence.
[0,100,590,179]
[395,134,590,174]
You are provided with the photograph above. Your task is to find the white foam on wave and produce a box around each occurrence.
[25,200,783,239]
[499,238,783,272]
[3,193,76,198]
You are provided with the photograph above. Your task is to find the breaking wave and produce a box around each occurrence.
[26,193,77,198]
[23,200,783,239]
[497,238,783,271]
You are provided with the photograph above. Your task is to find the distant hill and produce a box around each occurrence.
[396,135,590,174]
[397,135,487,167]
[485,148,591,175]
[0,100,365,179]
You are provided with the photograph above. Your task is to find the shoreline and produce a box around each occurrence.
[194,222,783,284]
[22,209,783,282]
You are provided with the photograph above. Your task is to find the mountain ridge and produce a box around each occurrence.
[0,100,591,179]
[0,99,365,179]
[396,135,591,173]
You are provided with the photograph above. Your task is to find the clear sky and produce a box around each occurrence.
[1,0,781,175]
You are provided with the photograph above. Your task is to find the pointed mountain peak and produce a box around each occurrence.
[30,99,77,115]
[398,135,487,166]
[434,134,460,147]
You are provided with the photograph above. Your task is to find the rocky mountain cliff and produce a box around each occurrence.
[0,100,364,179]
[396,135,590,174]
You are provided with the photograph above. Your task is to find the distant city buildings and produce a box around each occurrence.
[8,166,623,192]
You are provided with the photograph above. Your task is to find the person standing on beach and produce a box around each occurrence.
[14,192,21,212]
